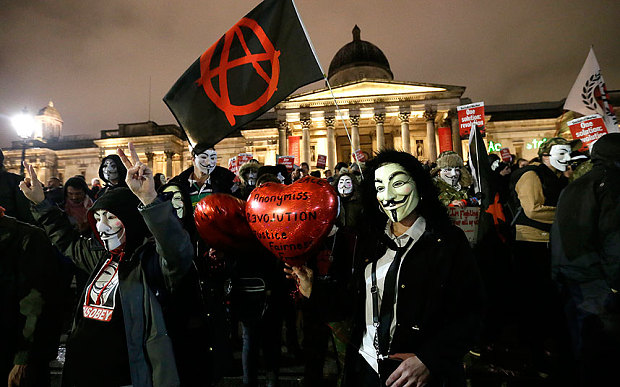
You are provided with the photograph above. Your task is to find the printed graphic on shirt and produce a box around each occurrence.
[83,259,120,322]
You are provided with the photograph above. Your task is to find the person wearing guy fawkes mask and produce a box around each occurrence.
[170,144,236,207]
[96,154,128,199]
[333,171,363,230]
[238,161,262,199]
[288,150,484,386]
[430,151,473,208]
[156,181,233,386]
[20,143,193,387]
[509,136,582,376]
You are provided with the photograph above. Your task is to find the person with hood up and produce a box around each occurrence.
[20,142,193,387]
[96,154,128,198]
[551,133,620,386]
[430,151,473,208]
[238,161,262,200]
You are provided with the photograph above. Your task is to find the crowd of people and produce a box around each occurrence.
[0,132,618,387]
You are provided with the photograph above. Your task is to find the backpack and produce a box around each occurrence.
[507,165,544,227]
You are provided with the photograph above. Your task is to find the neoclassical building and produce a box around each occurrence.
[3,27,616,184]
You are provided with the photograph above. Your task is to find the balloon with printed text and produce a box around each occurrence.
[246,176,338,266]
[194,193,257,251]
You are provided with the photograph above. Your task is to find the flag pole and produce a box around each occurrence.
[290,0,363,175]
[472,124,482,194]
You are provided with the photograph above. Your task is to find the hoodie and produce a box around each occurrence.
[87,187,149,255]
[97,155,128,197]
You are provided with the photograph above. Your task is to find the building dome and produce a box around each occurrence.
[37,100,63,122]
[327,25,393,86]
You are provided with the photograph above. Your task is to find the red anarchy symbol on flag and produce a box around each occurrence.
[196,17,281,126]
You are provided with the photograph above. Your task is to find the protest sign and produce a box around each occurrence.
[448,207,480,244]
[316,154,327,169]
[457,102,485,139]
[277,156,295,171]
[568,114,608,150]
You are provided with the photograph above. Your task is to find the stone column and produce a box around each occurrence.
[278,120,288,156]
[145,151,155,170]
[301,117,312,165]
[349,115,360,153]
[164,151,175,178]
[424,107,438,162]
[374,113,386,151]
[398,111,411,153]
[325,116,337,172]
[448,109,462,158]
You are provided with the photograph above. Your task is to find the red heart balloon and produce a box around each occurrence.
[246,176,338,266]
[194,193,257,251]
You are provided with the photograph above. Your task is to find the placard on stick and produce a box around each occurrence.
[457,102,486,139]
[568,114,608,150]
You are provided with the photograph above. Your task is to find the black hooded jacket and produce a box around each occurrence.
[97,155,128,198]
[31,187,193,386]
[552,133,620,292]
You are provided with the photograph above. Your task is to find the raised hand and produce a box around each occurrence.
[19,161,45,204]
[117,142,157,206]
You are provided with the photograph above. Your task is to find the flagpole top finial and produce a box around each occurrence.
[352,25,361,41]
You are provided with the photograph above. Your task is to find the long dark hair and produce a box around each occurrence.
[362,149,452,233]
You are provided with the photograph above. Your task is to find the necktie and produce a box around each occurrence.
[377,238,413,355]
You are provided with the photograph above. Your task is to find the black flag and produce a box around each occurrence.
[164,0,323,149]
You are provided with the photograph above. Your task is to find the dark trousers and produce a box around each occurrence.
[343,352,380,387]
[513,241,575,381]
[241,303,282,387]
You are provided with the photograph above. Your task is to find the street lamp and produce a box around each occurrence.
[11,108,36,176]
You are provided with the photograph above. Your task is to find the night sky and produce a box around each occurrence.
[1,0,619,147]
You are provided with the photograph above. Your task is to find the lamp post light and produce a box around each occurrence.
[11,109,36,176]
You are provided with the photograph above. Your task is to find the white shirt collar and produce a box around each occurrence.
[384,215,427,248]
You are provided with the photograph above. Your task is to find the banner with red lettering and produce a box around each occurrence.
[438,127,453,153]
[568,114,608,150]
[457,102,485,139]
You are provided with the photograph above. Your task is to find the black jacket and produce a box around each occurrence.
[312,223,484,386]
[0,168,35,223]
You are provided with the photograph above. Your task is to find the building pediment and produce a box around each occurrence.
[278,79,465,110]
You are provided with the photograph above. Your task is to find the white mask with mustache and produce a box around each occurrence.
[549,144,571,172]
[194,148,217,175]
[94,209,126,251]
[375,163,420,223]
[163,186,185,219]
[102,159,119,183]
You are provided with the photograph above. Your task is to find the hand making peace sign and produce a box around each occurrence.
[117,142,157,206]
[19,161,45,204]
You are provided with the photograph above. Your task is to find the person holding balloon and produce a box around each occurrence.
[288,150,484,387]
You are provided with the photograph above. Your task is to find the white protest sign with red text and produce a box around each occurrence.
[568,114,608,150]
[457,102,486,139]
